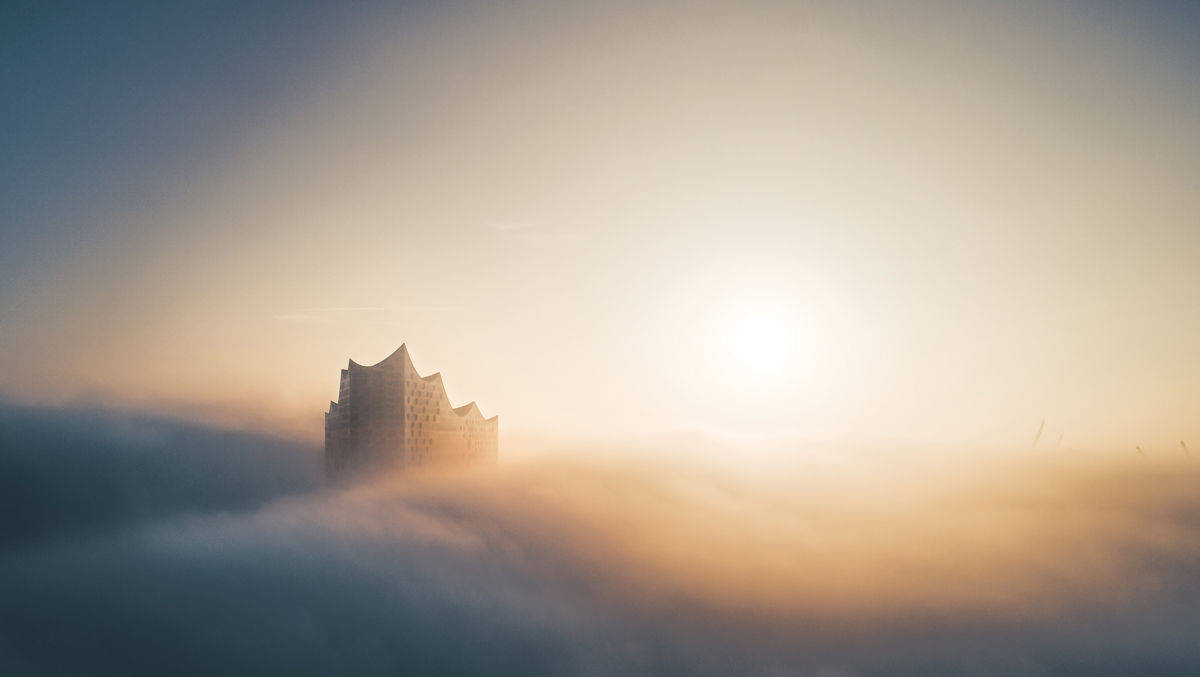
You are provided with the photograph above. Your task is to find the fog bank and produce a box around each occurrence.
[2,406,1199,675]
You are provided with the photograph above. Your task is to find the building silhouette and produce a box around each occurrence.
[325,344,498,478]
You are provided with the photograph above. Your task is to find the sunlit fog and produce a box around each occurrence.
[3,1,1199,674]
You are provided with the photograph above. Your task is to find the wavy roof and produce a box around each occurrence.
[345,343,494,421]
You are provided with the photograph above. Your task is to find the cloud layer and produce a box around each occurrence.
[2,405,1200,675]
[0,404,321,550]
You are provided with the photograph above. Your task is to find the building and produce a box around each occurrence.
[324,344,498,478]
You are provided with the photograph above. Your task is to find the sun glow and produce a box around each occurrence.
[733,312,789,373]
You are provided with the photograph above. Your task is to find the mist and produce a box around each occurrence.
[3,404,1199,675]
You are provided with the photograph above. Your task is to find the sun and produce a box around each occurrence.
[733,312,789,373]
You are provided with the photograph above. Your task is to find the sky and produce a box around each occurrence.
[2,0,1200,454]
